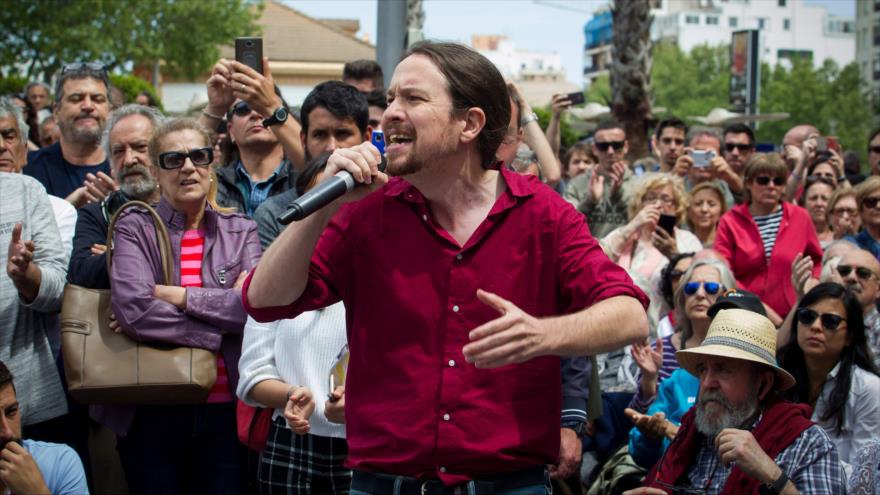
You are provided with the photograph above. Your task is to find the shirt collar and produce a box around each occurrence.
[384,162,537,202]
[235,159,284,184]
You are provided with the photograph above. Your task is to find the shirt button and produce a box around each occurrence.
[422,214,428,221]
[452,305,459,313]
[455,254,463,261]
[443,413,450,421]
[440,466,447,473]
[448,359,455,367]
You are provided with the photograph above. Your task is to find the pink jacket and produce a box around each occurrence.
[714,202,822,318]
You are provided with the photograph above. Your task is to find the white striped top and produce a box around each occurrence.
[753,209,783,260]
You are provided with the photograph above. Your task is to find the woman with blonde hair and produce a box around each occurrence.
[109,118,262,494]
[602,173,703,332]
[686,181,727,248]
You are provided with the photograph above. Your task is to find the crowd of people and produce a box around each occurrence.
[1,39,880,495]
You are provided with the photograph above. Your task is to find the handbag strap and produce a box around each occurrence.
[106,200,175,286]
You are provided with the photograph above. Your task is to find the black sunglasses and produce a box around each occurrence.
[158,147,214,170]
[724,143,753,153]
[836,264,876,281]
[754,176,785,186]
[227,101,253,119]
[796,307,845,331]
[61,62,108,76]
[862,197,880,210]
[869,145,880,154]
[595,141,625,152]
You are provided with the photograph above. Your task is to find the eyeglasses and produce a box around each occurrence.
[653,434,717,494]
[754,176,785,187]
[661,137,684,146]
[724,143,753,153]
[869,145,880,154]
[643,193,675,205]
[61,62,108,76]
[831,207,857,217]
[684,281,722,296]
[228,101,253,119]
[836,264,877,281]
[594,141,625,152]
[157,147,214,170]
[796,307,845,331]
[862,197,880,210]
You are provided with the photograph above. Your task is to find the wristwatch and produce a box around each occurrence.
[521,112,539,127]
[758,470,789,495]
[262,106,288,128]
[562,421,587,436]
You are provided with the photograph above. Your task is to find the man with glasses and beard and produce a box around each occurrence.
[68,104,164,290]
[0,360,88,495]
[25,63,116,208]
[629,309,844,495]
[564,120,635,238]
[198,58,305,216]
[835,249,880,368]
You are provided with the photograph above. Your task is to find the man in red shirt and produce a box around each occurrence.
[244,41,648,493]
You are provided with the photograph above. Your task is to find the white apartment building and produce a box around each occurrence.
[651,0,855,69]
[855,0,880,105]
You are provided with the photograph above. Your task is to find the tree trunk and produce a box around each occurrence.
[610,0,654,161]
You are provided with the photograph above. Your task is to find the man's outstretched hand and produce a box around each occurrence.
[463,289,553,368]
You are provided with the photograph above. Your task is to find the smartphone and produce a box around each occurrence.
[689,149,715,168]
[372,130,387,172]
[658,214,677,235]
[566,91,585,105]
[814,136,828,152]
[235,37,263,74]
[826,136,840,153]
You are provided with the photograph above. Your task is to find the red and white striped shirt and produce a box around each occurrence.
[180,228,233,403]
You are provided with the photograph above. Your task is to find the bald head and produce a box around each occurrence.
[782,125,820,148]
[839,249,880,312]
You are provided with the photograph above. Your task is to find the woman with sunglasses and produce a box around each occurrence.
[827,187,861,242]
[109,118,262,495]
[849,176,880,260]
[715,153,823,325]
[655,252,695,339]
[602,173,703,332]
[778,282,880,474]
[799,175,836,248]
[627,259,735,469]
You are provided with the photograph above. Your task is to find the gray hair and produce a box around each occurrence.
[54,66,110,103]
[686,126,722,151]
[101,104,165,159]
[674,258,737,348]
[24,81,51,97]
[0,98,30,144]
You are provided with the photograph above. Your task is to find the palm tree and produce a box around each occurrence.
[610,0,654,160]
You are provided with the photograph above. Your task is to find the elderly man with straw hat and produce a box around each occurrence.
[626,308,844,495]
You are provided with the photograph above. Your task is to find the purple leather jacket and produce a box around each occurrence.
[98,198,261,435]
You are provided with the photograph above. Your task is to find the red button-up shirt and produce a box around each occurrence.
[243,168,647,484]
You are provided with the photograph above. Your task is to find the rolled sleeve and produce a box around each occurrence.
[236,317,283,407]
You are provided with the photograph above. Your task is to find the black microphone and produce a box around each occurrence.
[278,131,387,225]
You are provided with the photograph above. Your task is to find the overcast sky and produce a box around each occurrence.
[286,0,855,86]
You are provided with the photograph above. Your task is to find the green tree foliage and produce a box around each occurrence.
[0,0,261,83]
[110,74,162,111]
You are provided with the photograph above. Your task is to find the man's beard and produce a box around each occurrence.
[694,388,760,438]
[118,164,158,201]
[58,115,103,147]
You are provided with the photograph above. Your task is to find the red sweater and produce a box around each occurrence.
[714,202,822,318]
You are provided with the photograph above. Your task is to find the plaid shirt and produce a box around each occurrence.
[866,306,880,370]
[685,424,844,494]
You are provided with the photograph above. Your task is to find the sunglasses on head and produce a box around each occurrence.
[228,101,253,119]
[754,176,785,186]
[724,143,753,153]
[684,281,722,296]
[836,264,876,281]
[158,147,213,170]
[796,307,845,331]
[862,197,880,210]
[595,141,625,152]
[61,61,108,76]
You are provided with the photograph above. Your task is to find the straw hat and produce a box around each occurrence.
[676,308,796,391]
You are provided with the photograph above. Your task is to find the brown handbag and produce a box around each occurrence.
[60,200,217,405]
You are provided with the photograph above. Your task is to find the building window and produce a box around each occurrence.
[783,18,790,30]
[685,15,700,24]
[729,16,738,28]
[778,0,786,6]
[757,18,767,30]
[706,16,719,25]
